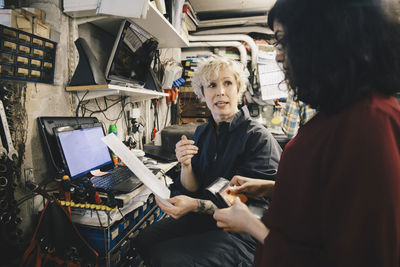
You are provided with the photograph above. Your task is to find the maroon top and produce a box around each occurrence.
[255,94,400,267]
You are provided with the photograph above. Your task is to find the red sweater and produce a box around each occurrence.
[255,94,400,267]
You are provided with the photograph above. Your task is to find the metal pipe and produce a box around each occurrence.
[188,41,247,65]
[188,34,258,70]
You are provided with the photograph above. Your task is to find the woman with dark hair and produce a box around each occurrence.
[214,0,400,266]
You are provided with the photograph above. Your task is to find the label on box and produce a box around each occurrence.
[33,48,43,57]
[17,67,28,76]
[45,41,54,49]
[19,33,30,43]
[43,61,52,68]
[17,56,28,65]
[123,220,130,230]
[3,28,16,39]
[133,209,139,221]
[30,59,41,67]
[3,41,17,51]
[32,37,43,46]
[111,228,119,240]
[30,69,40,78]
[18,44,30,54]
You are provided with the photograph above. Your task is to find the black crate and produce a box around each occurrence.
[0,24,56,84]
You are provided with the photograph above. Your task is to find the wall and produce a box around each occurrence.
[14,0,173,240]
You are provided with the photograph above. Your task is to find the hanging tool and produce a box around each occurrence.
[0,128,8,160]
[0,100,17,160]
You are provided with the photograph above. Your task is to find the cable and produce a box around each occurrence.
[164,104,170,128]
[16,193,36,206]
[75,91,89,117]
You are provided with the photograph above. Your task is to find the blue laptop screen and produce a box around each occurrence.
[57,126,113,178]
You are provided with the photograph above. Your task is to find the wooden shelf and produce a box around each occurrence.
[66,84,168,101]
[131,4,188,48]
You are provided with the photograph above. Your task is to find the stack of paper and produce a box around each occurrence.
[258,49,288,100]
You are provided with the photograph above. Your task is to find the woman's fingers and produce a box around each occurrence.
[230,175,248,186]
[176,139,196,148]
[216,220,229,229]
[156,197,173,213]
[177,147,198,156]
[176,144,198,153]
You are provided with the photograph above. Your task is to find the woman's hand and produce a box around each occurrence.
[229,175,275,198]
[213,198,253,232]
[213,198,270,243]
[156,195,198,219]
[175,135,198,166]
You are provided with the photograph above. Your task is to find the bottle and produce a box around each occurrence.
[108,124,118,136]
[108,124,119,164]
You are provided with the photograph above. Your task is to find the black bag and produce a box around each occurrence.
[20,200,98,267]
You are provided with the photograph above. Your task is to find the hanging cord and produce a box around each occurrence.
[164,103,170,128]
[75,91,89,117]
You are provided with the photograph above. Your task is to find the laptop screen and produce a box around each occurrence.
[55,124,113,179]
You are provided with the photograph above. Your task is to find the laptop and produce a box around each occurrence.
[37,116,99,179]
[53,123,142,193]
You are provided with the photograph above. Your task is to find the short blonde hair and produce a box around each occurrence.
[191,56,249,102]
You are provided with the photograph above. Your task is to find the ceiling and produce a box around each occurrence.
[188,0,276,35]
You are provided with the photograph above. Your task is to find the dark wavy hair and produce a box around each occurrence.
[268,0,400,114]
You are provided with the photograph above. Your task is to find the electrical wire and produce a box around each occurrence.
[75,91,89,117]
[164,104,170,128]
[16,193,36,206]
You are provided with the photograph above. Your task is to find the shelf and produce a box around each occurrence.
[131,3,188,48]
[64,1,188,49]
[66,84,168,101]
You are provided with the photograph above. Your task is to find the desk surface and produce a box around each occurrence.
[112,160,178,204]
[72,160,178,227]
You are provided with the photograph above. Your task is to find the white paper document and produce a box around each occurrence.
[102,133,172,206]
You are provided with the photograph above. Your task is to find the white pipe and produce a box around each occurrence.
[188,41,247,65]
[188,34,258,71]
[192,26,273,36]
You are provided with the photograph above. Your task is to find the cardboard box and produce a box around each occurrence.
[0,8,48,36]
[0,9,33,34]
[20,7,46,22]
[33,18,50,39]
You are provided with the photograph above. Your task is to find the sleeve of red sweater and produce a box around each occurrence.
[321,106,400,267]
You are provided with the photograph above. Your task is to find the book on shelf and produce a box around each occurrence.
[182,2,199,26]
[182,12,197,31]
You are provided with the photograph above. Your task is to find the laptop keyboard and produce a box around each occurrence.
[91,166,134,190]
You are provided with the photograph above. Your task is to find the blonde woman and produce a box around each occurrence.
[136,56,281,266]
